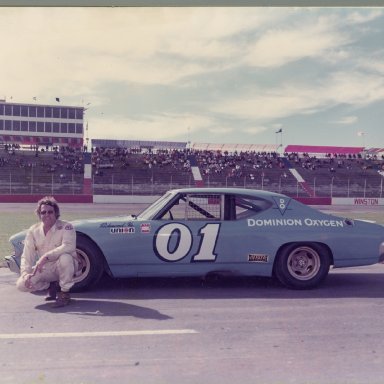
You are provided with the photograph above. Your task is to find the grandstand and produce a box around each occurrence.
[1,137,383,199]
[1,138,383,200]
[1,99,383,201]
[88,139,383,198]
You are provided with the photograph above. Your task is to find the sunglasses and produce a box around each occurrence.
[40,210,55,215]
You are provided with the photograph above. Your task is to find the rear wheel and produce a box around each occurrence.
[72,235,105,292]
[274,243,331,289]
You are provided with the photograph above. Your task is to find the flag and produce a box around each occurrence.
[55,97,60,102]
[275,128,282,134]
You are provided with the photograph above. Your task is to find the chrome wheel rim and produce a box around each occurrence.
[73,249,91,284]
[287,246,321,281]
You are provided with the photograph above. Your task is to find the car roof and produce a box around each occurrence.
[168,187,285,199]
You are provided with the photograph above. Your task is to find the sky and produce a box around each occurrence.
[1,6,384,149]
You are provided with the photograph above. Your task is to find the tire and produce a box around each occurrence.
[274,243,331,289]
[72,234,105,292]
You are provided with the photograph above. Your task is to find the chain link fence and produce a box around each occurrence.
[0,171,383,198]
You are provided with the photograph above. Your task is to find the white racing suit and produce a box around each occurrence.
[16,219,77,293]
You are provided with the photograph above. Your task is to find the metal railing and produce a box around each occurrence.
[0,171,383,198]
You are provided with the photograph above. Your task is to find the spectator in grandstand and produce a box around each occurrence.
[16,196,77,308]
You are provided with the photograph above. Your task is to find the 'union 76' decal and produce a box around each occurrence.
[153,223,220,262]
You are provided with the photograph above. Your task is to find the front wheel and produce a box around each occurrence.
[72,235,105,292]
[274,243,331,289]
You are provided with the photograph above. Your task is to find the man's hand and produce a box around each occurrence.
[24,274,33,289]
[35,256,49,273]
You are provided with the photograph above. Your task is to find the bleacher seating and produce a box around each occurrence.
[1,144,383,198]
[0,147,84,195]
[92,149,193,195]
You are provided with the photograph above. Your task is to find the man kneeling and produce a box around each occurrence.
[16,196,77,308]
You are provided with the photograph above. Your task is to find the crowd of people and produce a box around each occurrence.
[194,150,285,179]
[1,144,384,185]
[286,152,384,173]
[91,147,192,176]
[0,144,84,175]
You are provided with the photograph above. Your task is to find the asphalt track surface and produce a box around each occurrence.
[1,203,384,384]
[1,265,384,384]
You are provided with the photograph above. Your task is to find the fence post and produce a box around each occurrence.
[30,166,33,194]
[347,178,350,198]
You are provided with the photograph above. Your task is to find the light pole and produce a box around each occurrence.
[83,101,91,152]
[275,128,283,153]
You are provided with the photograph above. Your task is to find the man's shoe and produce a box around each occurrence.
[45,282,60,301]
[52,291,71,308]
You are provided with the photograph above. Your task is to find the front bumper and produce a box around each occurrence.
[5,255,20,274]
[379,242,384,264]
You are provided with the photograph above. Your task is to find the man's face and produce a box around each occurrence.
[39,204,57,227]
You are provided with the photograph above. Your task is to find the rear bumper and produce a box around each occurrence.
[4,255,20,274]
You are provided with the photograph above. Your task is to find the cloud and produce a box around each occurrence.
[0,7,294,101]
[1,7,384,149]
[210,68,384,123]
[346,9,383,24]
[89,112,212,141]
[333,116,358,125]
[244,14,349,68]
[243,126,269,135]
[326,71,384,106]
[359,57,384,75]
[210,85,320,121]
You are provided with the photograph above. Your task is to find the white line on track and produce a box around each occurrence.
[0,329,198,340]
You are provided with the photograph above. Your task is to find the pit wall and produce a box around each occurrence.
[92,196,384,206]
[1,195,383,206]
[0,194,93,203]
[93,195,384,206]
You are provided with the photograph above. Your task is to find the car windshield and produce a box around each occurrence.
[137,192,175,220]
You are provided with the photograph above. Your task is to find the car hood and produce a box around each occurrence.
[71,214,138,227]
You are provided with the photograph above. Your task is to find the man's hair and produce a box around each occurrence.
[36,196,60,219]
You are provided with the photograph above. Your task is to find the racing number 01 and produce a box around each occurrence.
[154,223,220,262]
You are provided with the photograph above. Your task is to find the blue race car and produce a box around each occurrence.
[6,188,384,290]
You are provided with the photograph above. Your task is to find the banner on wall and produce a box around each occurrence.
[332,198,384,206]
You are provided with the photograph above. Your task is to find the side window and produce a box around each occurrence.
[225,195,272,220]
[159,193,222,221]
[185,194,221,220]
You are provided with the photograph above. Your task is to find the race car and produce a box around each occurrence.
[6,187,384,290]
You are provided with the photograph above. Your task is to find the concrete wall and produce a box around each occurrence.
[0,194,93,203]
[1,194,383,206]
[333,197,384,206]
[93,195,159,204]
